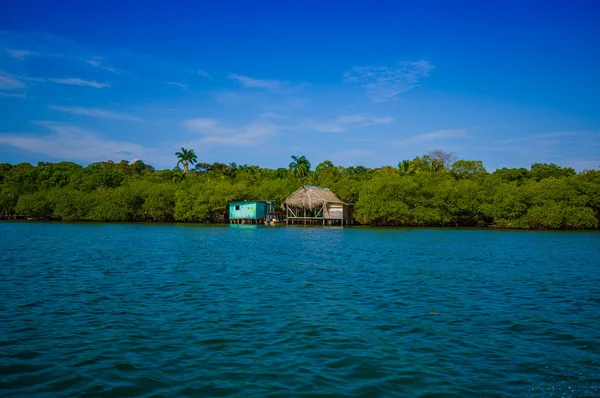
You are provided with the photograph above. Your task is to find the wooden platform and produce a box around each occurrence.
[229,218,265,224]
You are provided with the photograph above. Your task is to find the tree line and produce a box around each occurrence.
[1,149,599,229]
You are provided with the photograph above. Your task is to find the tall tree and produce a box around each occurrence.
[451,160,486,179]
[411,155,444,172]
[315,160,335,174]
[175,148,198,173]
[398,159,415,175]
[289,155,311,178]
[427,149,456,169]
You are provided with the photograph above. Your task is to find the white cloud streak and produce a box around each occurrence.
[345,60,434,103]
[0,73,26,90]
[46,77,110,88]
[182,116,278,146]
[392,129,467,146]
[0,92,26,98]
[5,48,37,60]
[228,73,284,92]
[0,123,150,163]
[48,105,144,122]
[228,73,306,94]
[494,131,583,146]
[198,70,211,79]
[165,81,188,90]
[313,114,394,133]
[86,58,120,74]
[2,69,110,89]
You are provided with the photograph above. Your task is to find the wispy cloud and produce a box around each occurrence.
[0,92,26,98]
[46,77,110,88]
[5,48,38,60]
[1,70,110,89]
[313,114,394,133]
[392,129,467,146]
[212,90,266,104]
[48,105,144,122]
[182,115,279,146]
[0,122,150,163]
[228,74,284,92]
[228,73,306,94]
[165,81,188,90]
[345,60,434,103]
[86,57,120,74]
[494,131,583,146]
[0,72,26,90]
[198,70,211,79]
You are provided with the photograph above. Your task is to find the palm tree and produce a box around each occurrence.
[289,155,311,178]
[427,158,444,172]
[175,147,198,173]
[398,159,414,175]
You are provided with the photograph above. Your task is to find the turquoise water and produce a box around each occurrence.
[1,222,599,397]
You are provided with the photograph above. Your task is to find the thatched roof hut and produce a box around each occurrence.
[283,185,345,208]
[283,185,353,225]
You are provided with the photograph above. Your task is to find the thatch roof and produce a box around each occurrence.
[283,185,346,209]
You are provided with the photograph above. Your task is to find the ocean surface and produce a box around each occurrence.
[1,222,599,397]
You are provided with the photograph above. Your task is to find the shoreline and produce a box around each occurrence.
[2,218,598,231]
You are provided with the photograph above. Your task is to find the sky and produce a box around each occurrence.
[1,0,599,171]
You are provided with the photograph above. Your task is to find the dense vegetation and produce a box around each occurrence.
[1,151,599,229]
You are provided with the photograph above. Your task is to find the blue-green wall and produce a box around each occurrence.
[229,201,268,219]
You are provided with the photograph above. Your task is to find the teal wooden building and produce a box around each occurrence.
[228,201,272,224]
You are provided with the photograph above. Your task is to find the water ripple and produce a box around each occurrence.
[1,223,599,397]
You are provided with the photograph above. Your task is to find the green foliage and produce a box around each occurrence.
[451,160,487,179]
[15,191,54,218]
[493,167,530,184]
[1,156,598,229]
[397,159,415,175]
[48,189,99,220]
[0,188,19,215]
[411,155,445,173]
[175,147,198,173]
[530,163,576,181]
[289,155,311,178]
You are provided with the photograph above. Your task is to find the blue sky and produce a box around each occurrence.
[1,0,599,171]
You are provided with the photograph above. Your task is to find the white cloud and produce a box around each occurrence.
[46,77,110,88]
[86,58,120,74]
[228,73,284,92]
[0,123,150,163]
[0,92,26,98]
[212,90,265,104]
[313,114,394,133]
[165,81,188,90]
[0,73,25,90]
[494,131,583,145]
[392,129,467,146]
[228,73,306,94]
[48,105,145,122]
[345,60,434,103]
[5,48,36,60]
[198,70,211,79]
[182,116,278,146]
[182,118,230,134]
[2,70,111,89]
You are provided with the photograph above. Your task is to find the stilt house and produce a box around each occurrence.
[229,201,273,224]
[282,185,353,226]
